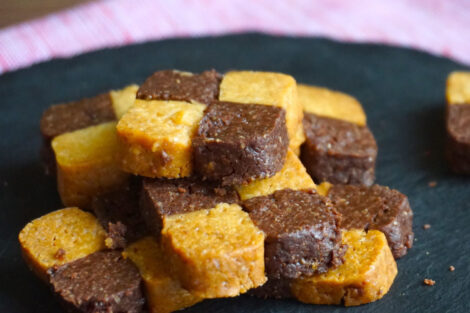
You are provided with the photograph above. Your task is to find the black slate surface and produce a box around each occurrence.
[0,33,469,313]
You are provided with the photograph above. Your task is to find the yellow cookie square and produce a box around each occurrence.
[18,207,106,281]
[117,99,206,178]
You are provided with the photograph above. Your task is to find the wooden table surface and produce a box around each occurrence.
[0,0,91,28]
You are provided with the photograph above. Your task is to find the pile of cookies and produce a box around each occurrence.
[19,70,417,313]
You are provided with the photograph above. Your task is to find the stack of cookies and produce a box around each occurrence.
[19,69,415,313]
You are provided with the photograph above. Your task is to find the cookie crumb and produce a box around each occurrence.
[177,187,187,193]
[423,279,435,286]
[54,248,66,260]
[423,224,431,230]
[428,181,437,188]
[449,265,455,272]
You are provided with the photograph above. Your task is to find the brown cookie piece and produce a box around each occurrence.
[140,177,239,236]
[48,250,144,313]
[301,113,377,186]
[91,179,148,244]
[193,101,289,186]
[243,189,344,279]
[328,184,414,258]
[446,104,470,173]
[249,278,293,299]
[136,69,221,104]
[40,93,116,175]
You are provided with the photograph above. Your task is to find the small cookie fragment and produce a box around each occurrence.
[161,203,266,298]
[137,70,220,104]
[117,99,206,178]
[327,184,414,258]
[423,278,436,286]
[236,149,315,201]
[243,189,344,279]
[423,224,431,230]
[123,236,202,313]
[48,250,144,313]
[219,71,304,152]
[52,122,129,208]
[449,265,455,272]
[140,178,238,236]
[92,180,148,243]
[297,84,366,126]
[18,207,107,281]
[301,114,377,186]
[291,230,398,306]
[445,72,470,174]
[193,101,289,185]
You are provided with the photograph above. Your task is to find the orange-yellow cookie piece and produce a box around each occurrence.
[298,84,366,126]
[291,229,397,306]
[117,100,206,178]
[18,207,107,281]
[52,122,129,209]
[110,84,139,119]
[236,149,315,200]
[446,71,470,105]
[219,71,304,152]
[123,236,202,313]
[161,203,266,298]
[316,181,333,197]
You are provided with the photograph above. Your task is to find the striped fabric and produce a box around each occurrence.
[0,0,468,74]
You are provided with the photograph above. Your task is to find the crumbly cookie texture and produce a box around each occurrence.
[117,99,206,178]
[52,122,129,209]
[161,203,266,298]
[123,236,202,313]
[18,207,107,281]
[48,250,144,313]
[446,71,470,105]
[291,229,397,306]
[219,71,304,152]
[236,149,315,200]
[298,84,366,126]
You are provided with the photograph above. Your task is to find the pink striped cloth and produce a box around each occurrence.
[0,0,469,74]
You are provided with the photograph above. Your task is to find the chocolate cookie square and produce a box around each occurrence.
[193,101,289,185]
[301,113,377,186]
[91,179,148,246]
[40,85,139,175]
[40,93,116,175]
[137,70,221,104]
[243,189,344,279]
[140,177,239,236]
[48,250,144,313]
[219,71,304,153]
[445,72,470,174]
[327,184,414,258]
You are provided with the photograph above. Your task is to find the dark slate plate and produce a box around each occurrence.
[0,33,469,313]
